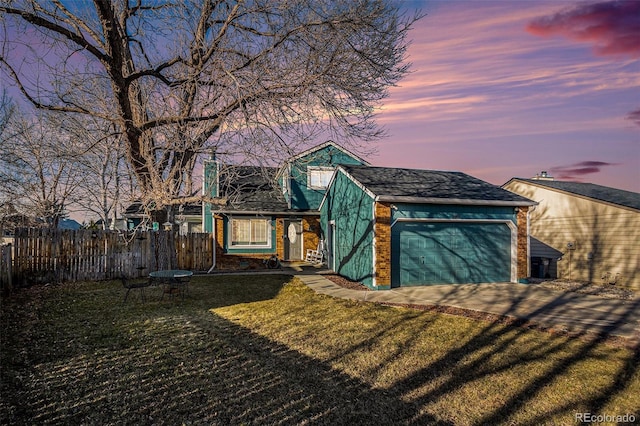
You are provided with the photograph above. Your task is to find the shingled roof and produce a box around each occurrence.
[213,165,289,212]
[123,165,300,217]
[340,165,536,206]
[123,202,202,217]
[510,179,640,211]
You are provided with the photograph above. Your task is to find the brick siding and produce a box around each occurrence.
[275,218,285,259]
[516,207,529,279]
[213,215,323,270]
[302,216,321,255]
[374,202,392,286]
[213,214,277,270]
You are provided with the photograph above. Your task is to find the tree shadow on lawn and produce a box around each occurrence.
[161,279,639,425]
[10,316,439,425]
[387,284,640,425]
[0,275,445,425]
[2,275,639,425]
[202,276,640,424]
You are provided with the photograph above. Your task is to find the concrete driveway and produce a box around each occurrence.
[297,274,640,341]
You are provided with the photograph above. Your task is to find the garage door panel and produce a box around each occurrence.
[393,222,511,286]
[407,236,422,251]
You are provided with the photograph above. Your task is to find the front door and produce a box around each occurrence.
[284,219,303,260]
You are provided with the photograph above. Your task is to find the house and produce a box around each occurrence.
[125,141,538,288]
[58,218,82,230]
[202,141,368,269]
[1,212,81,244]
[90,218,130,231]
[124,202,202,234]
[1,213,40,245]
[320,165,536,290]
[503,175,640,290]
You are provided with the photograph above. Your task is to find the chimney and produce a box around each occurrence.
[532,171,554,181]
[203,151,220,198]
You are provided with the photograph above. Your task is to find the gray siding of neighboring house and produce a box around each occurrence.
[504,179,640,289]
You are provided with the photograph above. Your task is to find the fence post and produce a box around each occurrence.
[0,243,13,295]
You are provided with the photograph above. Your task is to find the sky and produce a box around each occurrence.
[369,0,640,192]
[2,0,638,202]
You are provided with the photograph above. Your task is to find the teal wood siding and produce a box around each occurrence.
[290,146,364,210]
[203,204,213,233]
[391,204,517,223]
[203,160,218,233]
[278,169,290,209]
[321,172,375,286]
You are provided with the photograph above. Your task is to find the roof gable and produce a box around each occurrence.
[284,140,369,166]
[341,165,535,206]
[506,179,640,211]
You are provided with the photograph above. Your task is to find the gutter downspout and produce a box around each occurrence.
[371,201,377,288]
[207,213,216,273]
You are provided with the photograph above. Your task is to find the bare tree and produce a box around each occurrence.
[0,107,81,227]
[60,113,134,229]
[0,90,12,134]
[1,92,134,230]
[0,90,16,237]
[1,0,420,213]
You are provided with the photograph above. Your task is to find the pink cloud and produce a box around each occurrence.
[550,161,619,180]
[527,1,640,58]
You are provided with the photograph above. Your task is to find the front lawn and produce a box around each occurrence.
[1,275,638,425]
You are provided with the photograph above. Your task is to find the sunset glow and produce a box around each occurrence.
[371,0,639,192]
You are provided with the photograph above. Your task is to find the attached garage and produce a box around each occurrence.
[320,165,536,290]
[392,220,514,286]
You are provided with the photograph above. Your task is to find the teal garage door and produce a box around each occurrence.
[392,222,512,286]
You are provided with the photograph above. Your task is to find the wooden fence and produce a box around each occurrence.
[1,244,12,293]
[10,228,214,285]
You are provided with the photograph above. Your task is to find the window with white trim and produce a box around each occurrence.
[308,166,334,189]
[230,217,271,247]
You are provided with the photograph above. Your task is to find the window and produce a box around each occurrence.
[230,217,271,247]
[308,166,334,189]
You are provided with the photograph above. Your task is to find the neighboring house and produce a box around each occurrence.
[58,219,82,230]
[202,141,368,269]
[503,176,640,290]
[1,213,78,244]
[320,165,536,290]
[91,218,130,231]
[1,214,40,245]
[124,202,202,234]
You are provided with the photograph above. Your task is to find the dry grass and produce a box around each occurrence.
[1,275,638,425]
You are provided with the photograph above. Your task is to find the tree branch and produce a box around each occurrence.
[0,6,109,63]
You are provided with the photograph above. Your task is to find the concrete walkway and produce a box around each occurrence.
[294,272,640,342]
